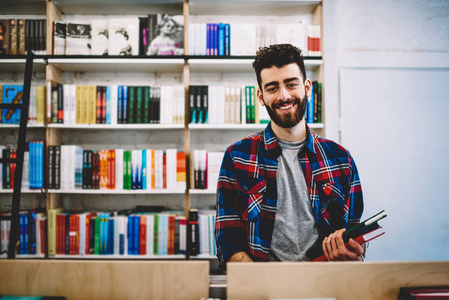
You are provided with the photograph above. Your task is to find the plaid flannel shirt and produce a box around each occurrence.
[215,123,363,267]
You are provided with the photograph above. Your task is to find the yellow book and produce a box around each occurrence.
[76,85,82,124]
[35,86,45,125]
[47,207,63,256]
[82,85,89,124]
[89,85,97,124]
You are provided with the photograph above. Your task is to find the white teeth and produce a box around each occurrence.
[279,103,293,110]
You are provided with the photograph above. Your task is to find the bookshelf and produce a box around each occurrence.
[0,0,324,261]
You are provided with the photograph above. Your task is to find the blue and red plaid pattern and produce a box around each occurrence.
[215,123,363,267]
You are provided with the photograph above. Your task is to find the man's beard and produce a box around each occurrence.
[263,94,307,129]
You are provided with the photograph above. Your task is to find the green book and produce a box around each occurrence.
[123,150,132,190]
[94,216,100,255]
[250,86,255,123]
[153,214,158,255]
[128,86,135,123]
[136,86,143,124]
[143,86,150,124]
[245,86,251,124]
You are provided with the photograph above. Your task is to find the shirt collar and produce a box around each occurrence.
[263,122,316,157]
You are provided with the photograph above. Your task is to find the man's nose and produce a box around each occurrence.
[278,86,291,101]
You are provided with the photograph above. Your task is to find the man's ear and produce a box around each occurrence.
[257,88,265,106]
[305,79,312,97]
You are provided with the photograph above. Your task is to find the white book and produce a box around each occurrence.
[118,216,127,255]
[60,145,68,190]
[63,84,70,124]
[110,85,118,125]
[69,84,76,125]
[177,215,186,254]
[91,20,109,56]
[276,23,307,55]
[241,85,247,124]
[193,23,201,56]
[79,213,86,256]
[137,149,142,189]
[225,87,231,124]
[154,150,163,189]
[188,23,195,55]
[115,149,124,190]
[208,85,216,124]
[66,23,91,55]
[199,213,207,255]
[146,214,154,255]
[200,23,207,56]
[131,150,138,189]
[157,214,165,255]
[230,23,257,56]
[29,86,36,124]
[22,150,29,189]
[166,148,177,189]
[206,151,224,191]
[108,18,139,56]
[54,21,66,55]
[35,212,45,254]
[209,214,216,255]
[218,85,226,124]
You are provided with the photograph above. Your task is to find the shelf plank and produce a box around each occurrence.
[50,254,186,259]
[190,0,321,16]
[47,124,184,130]
[48,189,186,194]
[189,123,324,130]
[0,58,47,73]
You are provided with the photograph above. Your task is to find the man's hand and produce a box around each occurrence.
[229,251,253,262]
[322,228,364,261]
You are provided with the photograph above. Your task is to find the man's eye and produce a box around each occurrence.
[266,87,277,92]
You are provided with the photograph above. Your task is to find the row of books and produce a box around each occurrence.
[49,84,184,125]
[48,209,187,257]
[54,14,184,56]
[189,209,217,257]
[0,19,46,55]
[189,85,270,125]
[191,150,224,190]
[0,210,46,256]
[0,85,46,125]
[48,146,186,191]
[188,22,321,56]
[1,142,45,190]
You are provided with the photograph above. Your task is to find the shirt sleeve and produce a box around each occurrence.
[347,152,364,227]
[215,147,247,267]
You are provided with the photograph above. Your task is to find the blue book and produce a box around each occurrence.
[127,215,133,255]
[224,24,230,56]
[108,218,114,254]
[122,85,128,124]
[307,84,315,123]
[117,86,123,123]
[206,23,212,56]
[142,149,147,190]
[218,23,224,56]
[119,232,125,255]
[213,24,218,56]
[37,141,44,188]
[19,214,25,254]
[106,86,111,124]
[134,215,140,255]
[2,85,23,124]
[30,211,36,254]
[102,214,108,255]
[28,142,34,189]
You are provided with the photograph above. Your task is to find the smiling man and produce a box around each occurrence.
[215,44,365,268]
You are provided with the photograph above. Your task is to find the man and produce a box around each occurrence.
[215,44,364,268]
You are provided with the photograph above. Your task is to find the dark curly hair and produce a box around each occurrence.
[253,44,307,90]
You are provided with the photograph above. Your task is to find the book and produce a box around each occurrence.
[306,210,387,261]
[53,21,66,55]
[0,19,11,55]
[66,23,91,55]
[109,18,139,56]
[188,208,199,256]
[147,14,184,56]
[398,286,449,300]
[2,85,23,124]
[91,20,108,56]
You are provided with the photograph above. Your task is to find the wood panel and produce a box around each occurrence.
[227,261,449,300]
[0,260,209,300]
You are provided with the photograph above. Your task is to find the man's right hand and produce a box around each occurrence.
[229,251,253,262]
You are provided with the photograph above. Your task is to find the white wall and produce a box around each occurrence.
[323,0,449,261]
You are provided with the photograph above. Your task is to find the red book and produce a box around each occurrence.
[40,218,46,254]
[163,153,167,189]
[139,215,147,255]
[69,215,75,255]
[167,215,175,255]
[10,149,16,189]
[313,227,385,262]
[96,86,102,124]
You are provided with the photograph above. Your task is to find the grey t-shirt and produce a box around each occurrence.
[269,137,319,261]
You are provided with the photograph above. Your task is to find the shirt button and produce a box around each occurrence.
[244,186,248,191]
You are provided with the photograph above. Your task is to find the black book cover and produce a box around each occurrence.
[188,209,199,256]
[53,145,60,190]
[154,86,160,123]
[57,84,63,123]
[196,86,202,124]
[47,145,54,189]
[201,85,208,124]
[189,85,196,123]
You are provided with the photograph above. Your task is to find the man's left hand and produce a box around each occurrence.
[322,228,364,261]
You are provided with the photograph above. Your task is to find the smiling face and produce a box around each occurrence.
[257,63,312,129]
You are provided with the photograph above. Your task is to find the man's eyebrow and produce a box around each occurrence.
[263,77,300,89]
